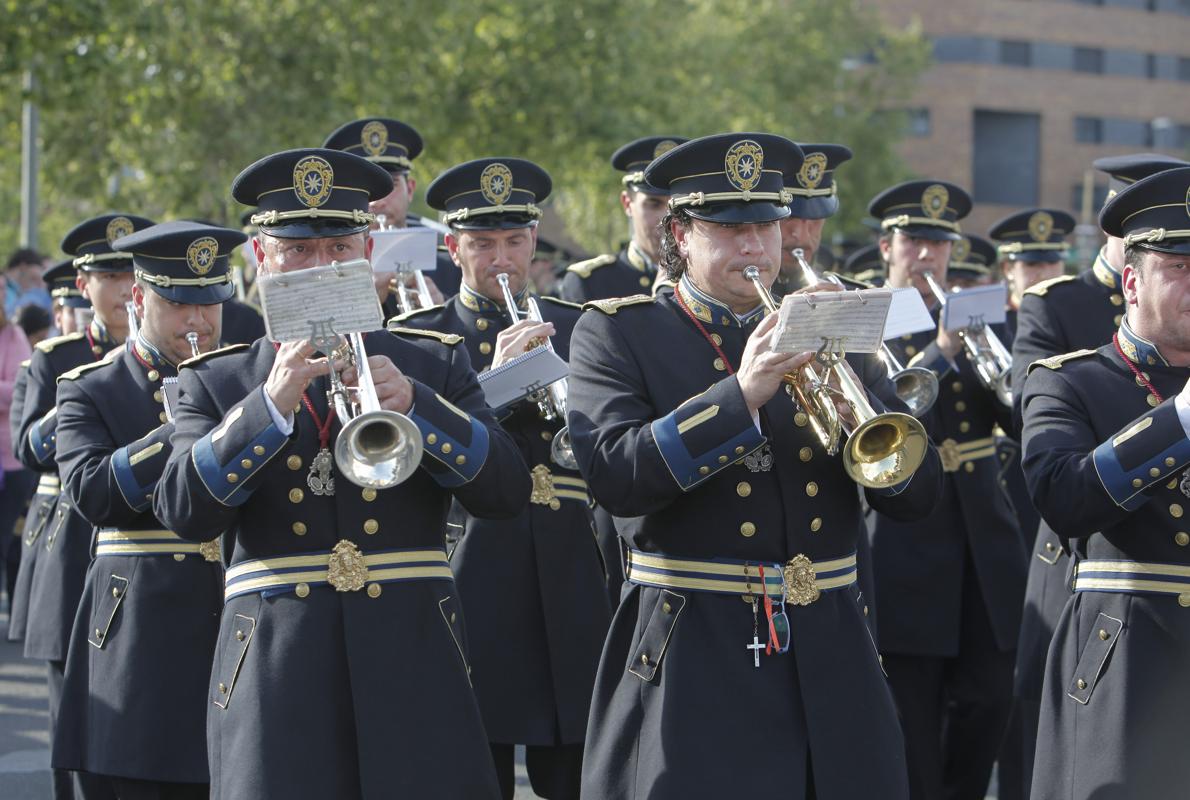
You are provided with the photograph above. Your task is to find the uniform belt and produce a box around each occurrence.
[95,528,222,562]
[1074,559,1190,603]
[224,542,452,602]
[529,464,590,509]
[938,437,996,473]
[36,475,61,495]
[626,549,857,607]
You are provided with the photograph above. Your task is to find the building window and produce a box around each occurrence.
[904,109,931,137]
[1074,116,1104,144]
[1000,40,1032,67]
[1179,57,1190,81]
[974,110,1041,206]
[1074,47,1105,74]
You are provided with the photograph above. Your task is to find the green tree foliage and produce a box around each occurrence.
[1,0,927,258]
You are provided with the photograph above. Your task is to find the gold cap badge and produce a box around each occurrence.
[186,237,219,276]
[480,163,513,205]
[1028,211,1053,242]
[361,121,388,158]
[106,217,134,246]
[797,153,827,190]
[293,156,334,208]
[725,139,764,192]
[951,236,971,263]
[921,184,949,220]
[653,139,678,159]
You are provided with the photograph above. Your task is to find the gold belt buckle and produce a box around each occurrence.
[328,540,368,592]
[198,539,221,563]
[782,554,820,607]
[530,464,561,510]
[939,438,961,473]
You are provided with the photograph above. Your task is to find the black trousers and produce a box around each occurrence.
[491,743,583,800]
[0,468,35,602]
[882,567,1015,800]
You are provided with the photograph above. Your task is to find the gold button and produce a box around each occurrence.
[476,318,489,331]
[1133,478,1144,488]
[1110,293,1124,306]
[1098,629,1109,641]
[235,630,245,642]
[367,583,382,598]
[427,433,438,445]
[1177,532,1189,547]
[1172,504,1184,519]
[295,583,310,598]
[1148,395,1160,408]
[159,411,168,423]
[1045,542,1056,552]
[1076,678,1087,690]
[362,488,377,502]
[173,553,185,562]
[147,370,159,381]
[662,602,672,614]
[540,431,552,442]
[153,390,163,403]
[456,454,467,465]
[1114,314,1123,326]
[905,346,917,357]
[718,455,728,464]
[292,522,307,536]
[710,334,722,346]
[227,473,239,483]
[740,522,756,537]
[810,517,823,532]
[795,412,808,427]
[736,482,751,497]
[1180,593,1190,608]
[959,421,970,433]
[1167,457,1178,468]
[254,445,266,456]
[1151,467,1161,478]
[450,612,457,624]
[699,466,710,475]
[111,587,120,598]
[241,459,253,469]
[951,381,963,392]
[640,276,650,287]
[92,345,103,355]
[287,455,302,470]
[964,462,975,473]
[799,447,812,462]
[1171,479,1181,490]
[863,605,869,616]
[735,446,745,455]
[363,519,379,535]
[441,443,452,454]
[479,342,492,355]
[95,628,103,639]
[806,482,818,497]
[713,357,726,371]
[289,488,304,503]
[549,499,561,511]
[218,683,228,694]
[640,654,650,665]
[955,401,966,412]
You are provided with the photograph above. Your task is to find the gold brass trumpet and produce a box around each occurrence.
[496,273,577,470]
[792,248,937,417]
[923,271,1013,406]
[743,265,928,489]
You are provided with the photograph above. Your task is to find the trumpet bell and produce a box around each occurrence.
[550,428,578,470]
[891,367,939,418]
[334,410,425,489]
[843,411,929,489]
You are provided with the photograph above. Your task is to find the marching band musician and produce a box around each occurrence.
[153,147,529,798]
[51,221,243,798]
[772,143,853,297]
[868,181,1025,800]
[399,156,611,800]
[560,136,688,303]
[1005,154,1186,800]
[568,132,942,800]
[17,213,154,800]
[1022,165,1190,799]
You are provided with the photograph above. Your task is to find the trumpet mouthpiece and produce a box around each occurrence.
[743,265,760,280]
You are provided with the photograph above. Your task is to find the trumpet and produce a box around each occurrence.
[792,248,938,417]
[125,301,139,341]
[922,271,1012,406]
[313,328,424,489]
[495,273,577,470]
[743,265,928,489]
[185,332,201,359]
[377,214,435,314]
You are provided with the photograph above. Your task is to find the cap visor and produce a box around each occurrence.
[685,202,790,224]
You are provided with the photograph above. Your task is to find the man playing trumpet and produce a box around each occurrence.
[154,148,530,798]
[567,132,941,800]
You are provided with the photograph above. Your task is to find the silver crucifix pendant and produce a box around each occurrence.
[308,447,335,496]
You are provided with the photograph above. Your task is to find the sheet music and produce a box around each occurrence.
[883,288,937,339]
[940,284,1007,331]
[258,259,382,343]
[161,378,180,423]
[476,346,568,408]
[771,288,893,354]
[370,227,439,274]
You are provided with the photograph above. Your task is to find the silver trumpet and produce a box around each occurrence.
[923,271,1013,406]
[496,273,577,470]
[792,248,938,417]
[315,329,424,489]
[125,301,139,341]
[377,214,435,314]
